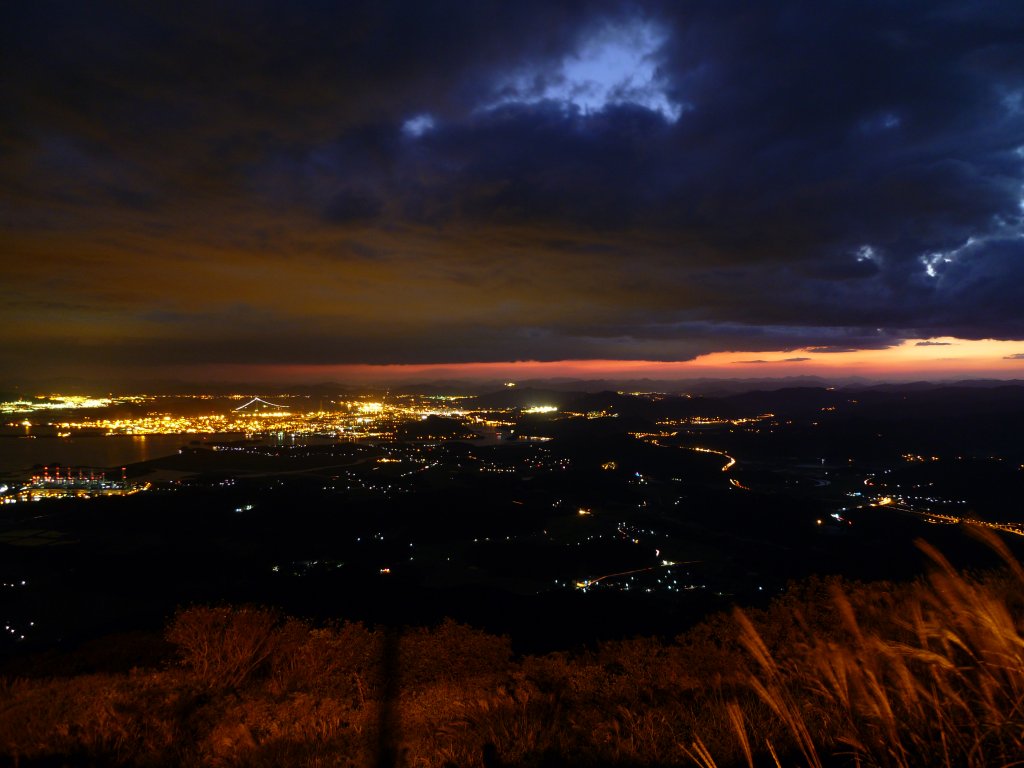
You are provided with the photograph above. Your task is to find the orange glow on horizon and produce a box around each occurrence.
[187,337,1024,384]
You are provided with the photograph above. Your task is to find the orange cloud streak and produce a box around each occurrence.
[185,337,1024,384]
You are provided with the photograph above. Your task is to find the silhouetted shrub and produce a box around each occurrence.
[399,619,513,690]
[166,605,283,691]
[0,672,185,765]
[268,620,381,701]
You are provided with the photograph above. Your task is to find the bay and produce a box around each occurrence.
[0,434,216,475]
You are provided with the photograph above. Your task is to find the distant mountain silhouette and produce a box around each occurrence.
[396,415,479,441]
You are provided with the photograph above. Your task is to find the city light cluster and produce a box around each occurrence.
[1,395,115,414]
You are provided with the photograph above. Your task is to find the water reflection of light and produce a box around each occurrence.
[131,434,150,463]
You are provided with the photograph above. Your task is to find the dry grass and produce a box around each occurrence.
[703,528,1024,768]
[2,530,1023,767]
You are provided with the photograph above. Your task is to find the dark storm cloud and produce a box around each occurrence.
[2,0,1024,377]
[735,357,810,365]
[323,190,383,225]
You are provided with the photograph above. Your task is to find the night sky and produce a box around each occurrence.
[3,1,1024,386]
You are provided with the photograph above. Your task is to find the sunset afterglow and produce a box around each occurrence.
[177,338,1024,385]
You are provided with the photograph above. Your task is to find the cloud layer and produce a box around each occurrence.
[3,1,1023,380]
